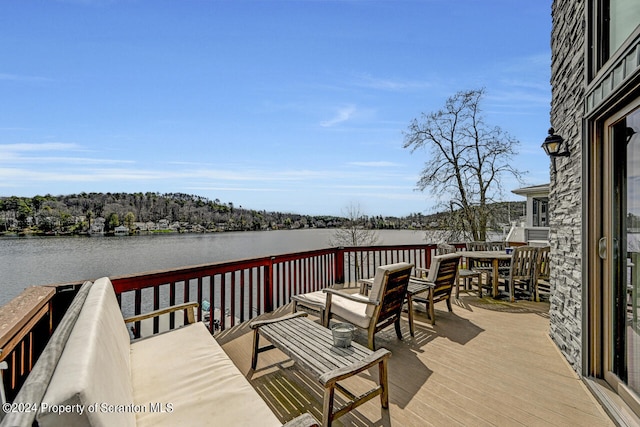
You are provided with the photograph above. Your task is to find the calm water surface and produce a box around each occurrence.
[0,229,429,306]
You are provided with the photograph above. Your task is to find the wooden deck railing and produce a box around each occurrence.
[0,242,468,402]
[0,282,84,403]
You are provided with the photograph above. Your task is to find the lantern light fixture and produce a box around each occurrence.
[541,128,569,158]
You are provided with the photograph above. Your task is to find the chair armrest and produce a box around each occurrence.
[123,302,199,325]
[414,267,429,277]
[249,312,308,329]
[318,348,391,386]
[282,412,320,427]
[323,288,379,306]
[409,277,434,286]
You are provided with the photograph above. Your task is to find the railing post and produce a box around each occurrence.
[265,257,274,313]
[334,247,345,284]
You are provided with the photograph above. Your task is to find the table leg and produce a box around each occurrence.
[407,294,415,337]
[251,328,260,370]
[322,385,335,427]
[379,357,389,408]
[492,259,499,298]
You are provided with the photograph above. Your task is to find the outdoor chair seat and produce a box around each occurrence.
[293,289,372,329]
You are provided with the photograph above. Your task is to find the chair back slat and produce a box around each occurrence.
[412,253,461,325]
[535,246,550,281]
[467,241,488,251]
[486,241,506,251]
[430,254,461,296]
[510,246,538,281]
[533,246,551,300]
[505,245,539,301]
[436,243,456,255]
[368,263,412,321]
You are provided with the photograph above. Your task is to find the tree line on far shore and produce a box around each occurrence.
[0,192,523,236]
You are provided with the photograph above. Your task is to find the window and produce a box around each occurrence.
[590,0,640,76]
[609,0,640,55]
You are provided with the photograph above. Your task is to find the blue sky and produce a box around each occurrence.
[1,0,552,217]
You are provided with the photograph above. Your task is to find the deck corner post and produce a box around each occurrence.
[334,247,345,285]
[265,257,275,313]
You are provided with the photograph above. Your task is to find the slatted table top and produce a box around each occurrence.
[255,314,390,383]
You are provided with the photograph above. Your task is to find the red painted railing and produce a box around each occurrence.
[0,242,468,399]
[110,243,467,336]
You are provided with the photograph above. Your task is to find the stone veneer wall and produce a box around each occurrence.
[547,0,585,374]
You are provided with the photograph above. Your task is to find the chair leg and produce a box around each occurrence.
[394,318,403,340]
[323,294,332,328]
[407,295,415,336]
[428,290,436,326]
[367,329,376,350]
[446,296,453,312]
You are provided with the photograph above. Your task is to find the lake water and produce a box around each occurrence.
[0,229,432,307]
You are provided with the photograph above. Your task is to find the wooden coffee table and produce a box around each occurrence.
[250,313,391,427]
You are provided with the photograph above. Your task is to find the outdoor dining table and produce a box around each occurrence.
[463,250,513,298]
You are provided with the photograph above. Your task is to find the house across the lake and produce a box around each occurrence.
[113,225,129,236]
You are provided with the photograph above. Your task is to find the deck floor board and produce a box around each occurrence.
[216,293,614,427]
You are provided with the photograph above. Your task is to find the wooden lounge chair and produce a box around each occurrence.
[434,243,481,298]
[292,262,413,350]
[410,253,461,325]
[502,245,538,302]
[533,246,551,301]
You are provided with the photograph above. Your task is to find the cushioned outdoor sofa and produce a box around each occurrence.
[0,277,317,427]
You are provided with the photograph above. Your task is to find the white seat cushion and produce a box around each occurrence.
[294,290,371,328]
[131,322,281,427]
[292,290,327,311]
[327,293,371,328]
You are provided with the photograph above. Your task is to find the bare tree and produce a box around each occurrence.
[404,89,523,241]
[330,203,379,282]
[329,202,379,247]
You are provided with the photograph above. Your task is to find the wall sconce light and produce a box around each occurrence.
[542,127,569,173]
[542,128,569,157]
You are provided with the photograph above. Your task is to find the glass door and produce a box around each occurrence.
[603,104,640,406]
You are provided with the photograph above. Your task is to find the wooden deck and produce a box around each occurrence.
[216,293,614,427]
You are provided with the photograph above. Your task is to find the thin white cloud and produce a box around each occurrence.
[332,184,411,190]
[0,143,80,152]
[0,167,176,182]
[0,73,52,83]
[353,74,434,91]
[188,186,286,193]
[8,156,135,165]
[348,161,401,167]
[320,105,356,127]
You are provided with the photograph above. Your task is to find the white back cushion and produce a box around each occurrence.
[366,263,412,317]
[37,277,135,427]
